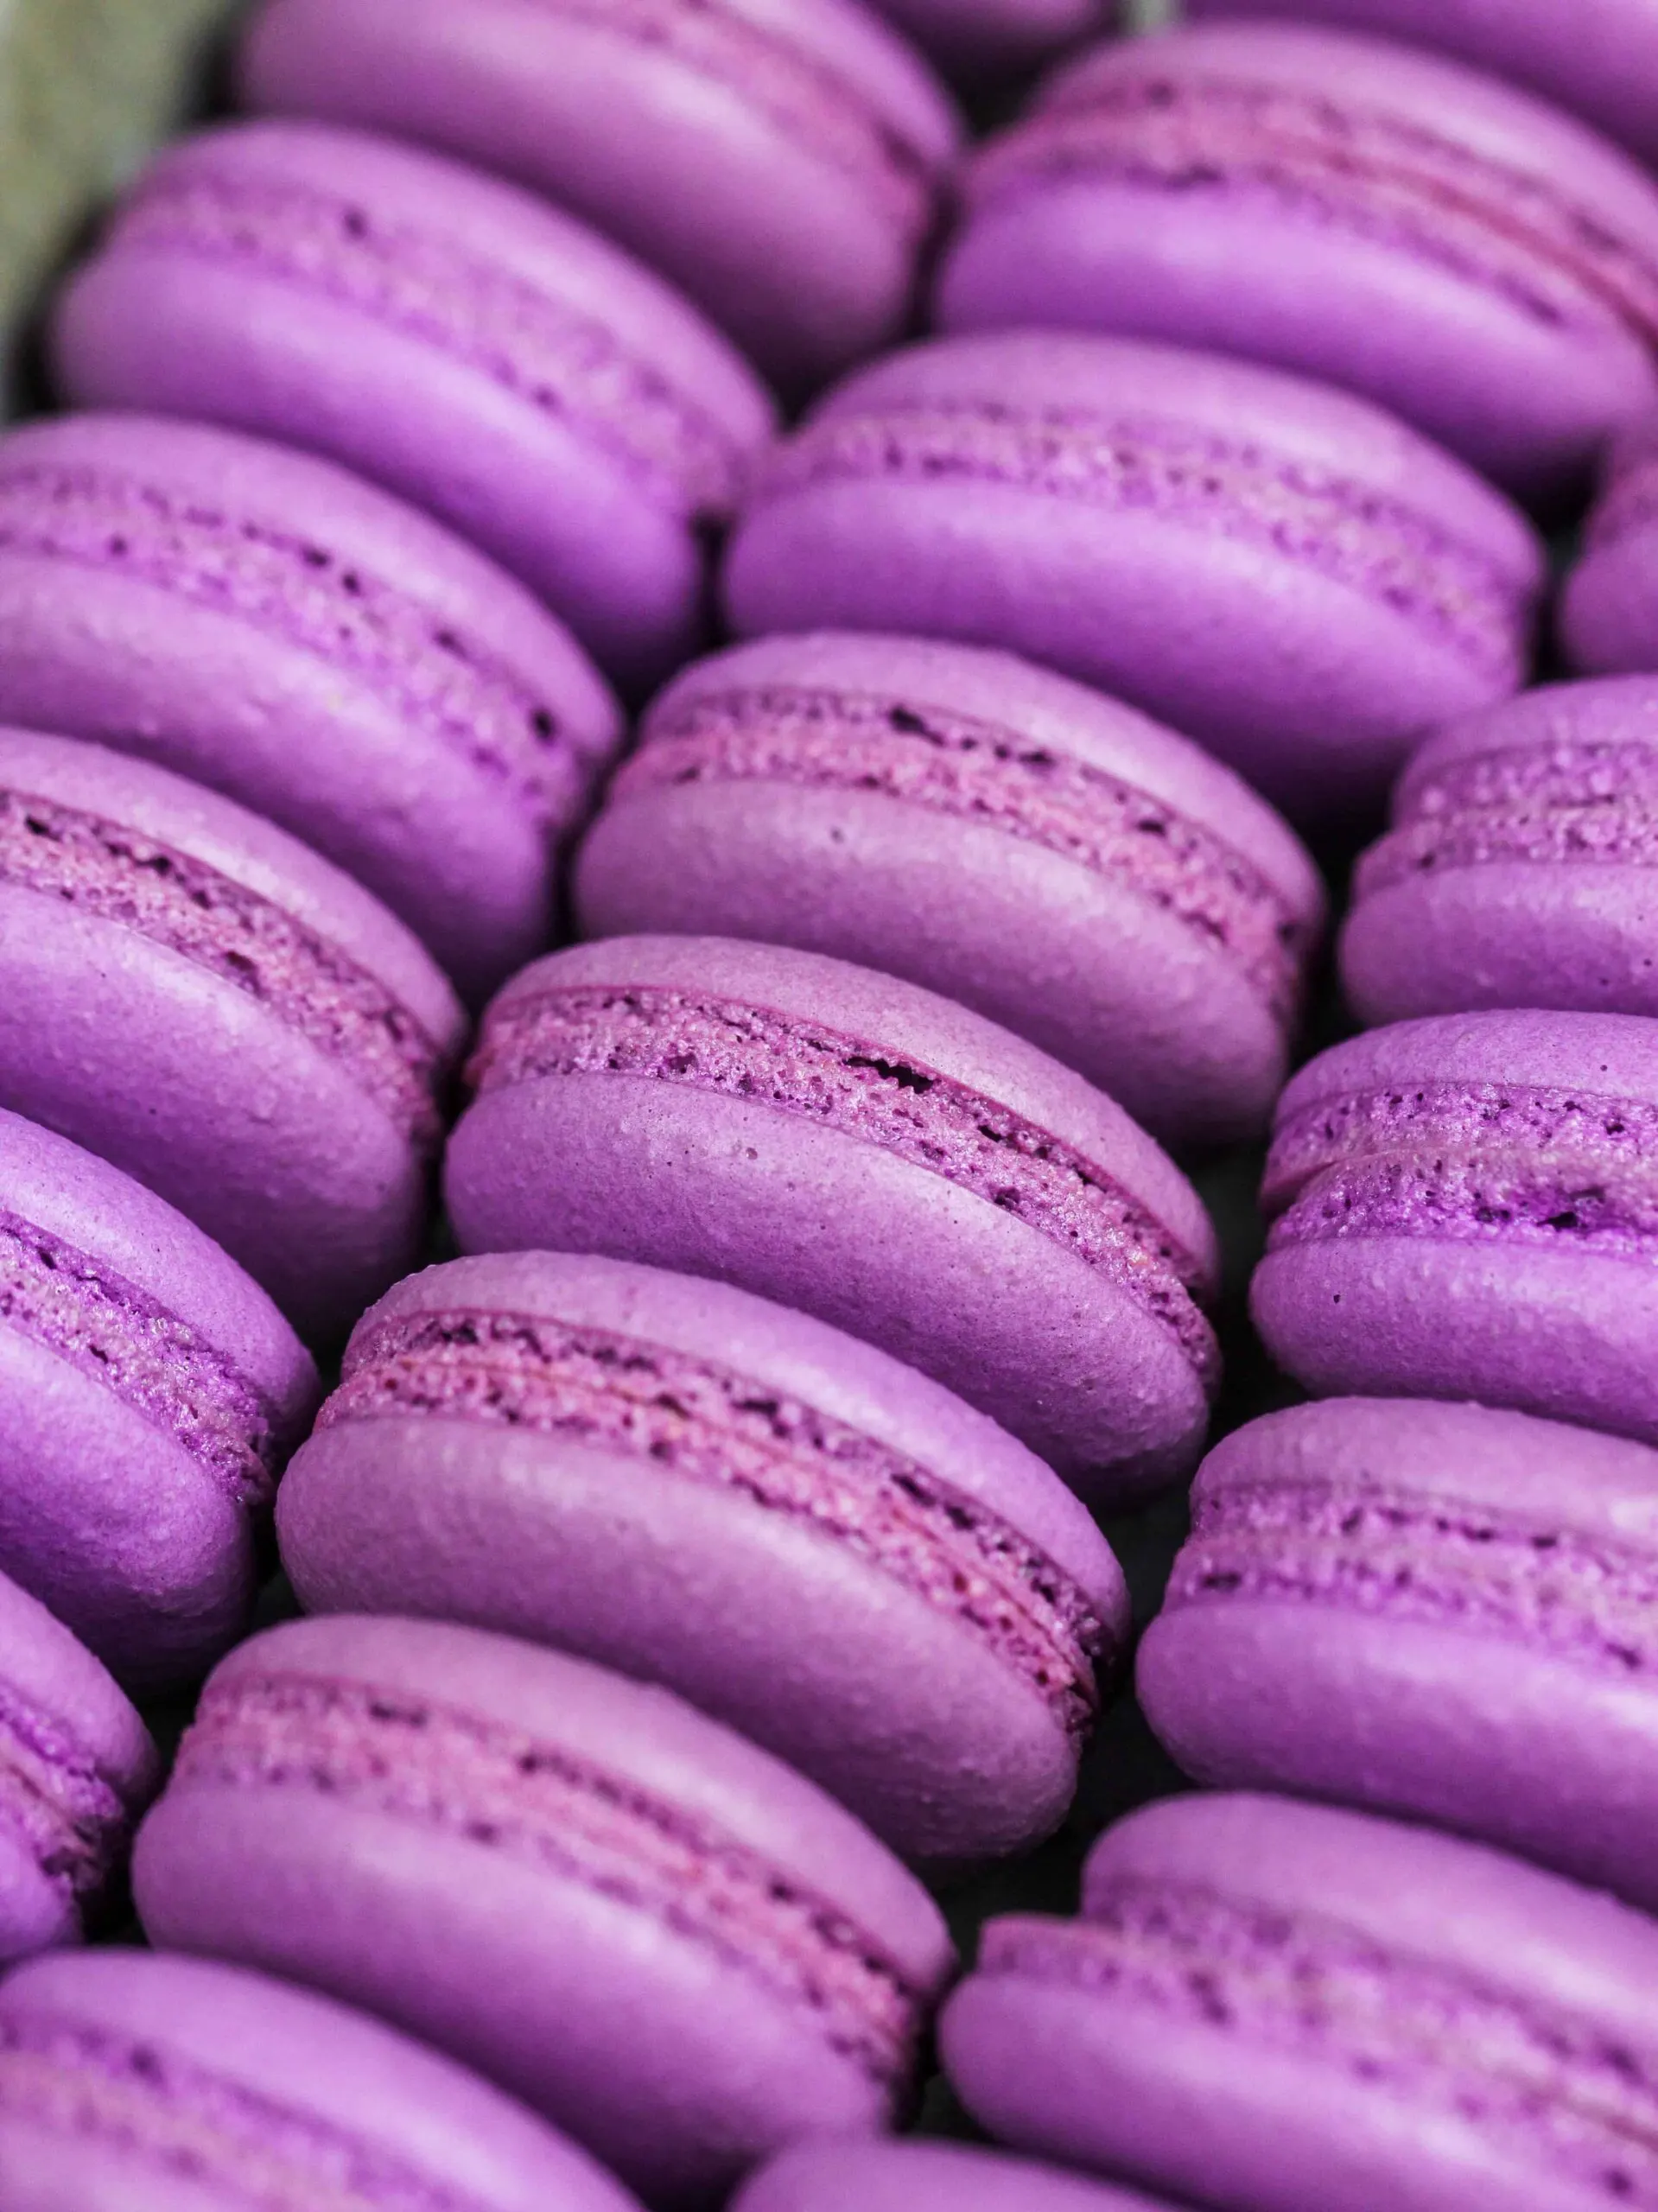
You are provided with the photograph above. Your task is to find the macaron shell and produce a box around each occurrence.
[238,0,959,392]
[0,411,621,1001]
[866,0,1107,77]
[722,333,1543,819]
[732,2140,1176,2210]
[53,120,777,691]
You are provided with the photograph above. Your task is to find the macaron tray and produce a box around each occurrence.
[3,0,1658,2206]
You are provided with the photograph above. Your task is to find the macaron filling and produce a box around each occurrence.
[1264,1082,1658,1262]
[0,1685,130,1908]
[109,168,746,518]
[0,456,588,826]
[976,1890,1658,2199]
[0,1205,284,1510]
[1357,742,1658,893]
[523,0,937,239]
[0,783,448,1148]
[175,1667,931,2093]
[0,2005,490,2212]
[1167,1481,1658,1679]
[969,67,1658,350]
[321,1303,1112,1739]
[622,682,1309,1024]
[753,405,1528,683]
[465,985,1220,1383]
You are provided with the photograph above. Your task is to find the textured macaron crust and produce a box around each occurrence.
[0,1110,316,1689]
[134,1617,956,2209]
[52,121,777,692]
[0,1571,156,1967]
[1188,0,1658,165]
[938,23,1658,506]
[278,1251,1130,1865]
[0,1951,643,2212]
[575,634,1325,1148]
[732,2141,1176,2212]
[1140,1398,1658,1910]
[1342,678,1658,1027]
[0,412,620,1003]
[238,0,958,396]
[0,728,464,1344]
[1254,1011,1658,1443]
[445,936,1223,1502]
[943,1793,1658,2212]
[722,333,1544,821]
[1561,422,1658,678]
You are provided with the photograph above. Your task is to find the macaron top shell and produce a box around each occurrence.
[0,410,620,1000]
[866,0,1108,78]
[238,0,959,391]
[54,120,777,689]
[732,2141,1177,2211]
[1388,674,1658,814]
[0,1949,645,2211]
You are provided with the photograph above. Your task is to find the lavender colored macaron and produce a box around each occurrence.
[575,633,1325,1148]
[938,23,1658,508]
[445,935,1222,1502]
[1561,416,1658,677]
[0,411,621,1004]
[0,1950,644,2211]
[0,727,464,1344]
[1342,677,1658,1027]
[277,1250,1129,1865]
[722,333,1544,821]
[134,1615,956,2209]
[943,1792,1658,2211]
[1140,1396,1658,1910]
[1255,1009,1658,1445]
[52,120,777,692]
[867,0,1106,79]
[0,1570,156,1967]
[238,0,959,397]
[0,1109,315,1689]
[1188,0,1658,166]
[732,2141,1177,2212]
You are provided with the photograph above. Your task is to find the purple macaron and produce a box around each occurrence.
[722,332,1544,821]
[937,22,1658,507]
[574,632,1325,1148]
[0,411,621,1004]
[1140,1396,1658,1910]
[1561,415,1658,677]
[732,2141,1177,2212]
[237,0,959,397]
[1341,677,1658,1027]
[943,1791,1658,2211]
[445,934,1222,1502]
[1254,1009,1658,1445]
[0,727,464,1344]
[52,120,777,693]
[276,1249,1129,1866]
[133,1614,956,2209]
[866,0,1107,79]
[1188,0,1658,166]
[0,1950,644,2211]
[0,1570,156,1967]
[0,1109,315,1689]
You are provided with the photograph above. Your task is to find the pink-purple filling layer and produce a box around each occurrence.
[971,72,1658,347]
[175,1671,929,2093]
[753,405,1528,683]
[111,172,744,518]
[1264,1081,1658,1262]
[622,683,1309,1024]
[0,1207,283,1509]
[982,1884,1658,2203]
[0,461,586,827]
[1359,742,1658,893]
[0,2010,495,2212]
[325,1305,1110,1736]
[0,785,447,1147]
[1169,1481,1658,1679]
[0,1684,130,1908]
[523,0,937,237]
[466,986,1220,1383]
